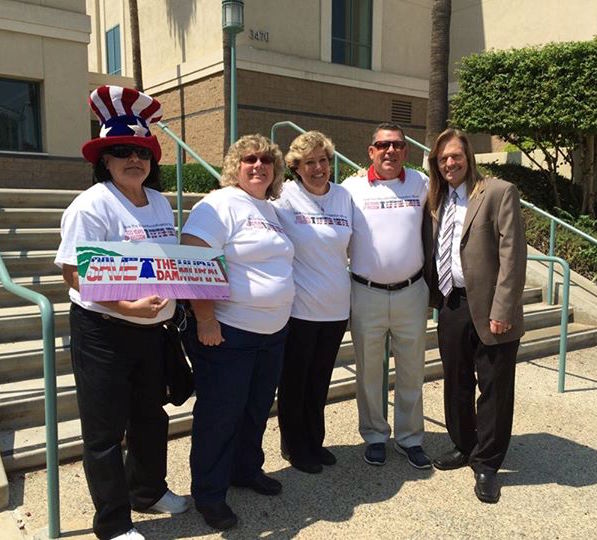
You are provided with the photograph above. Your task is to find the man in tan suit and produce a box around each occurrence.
[424,128,526,503]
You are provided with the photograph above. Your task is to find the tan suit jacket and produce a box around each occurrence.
[424,177,527,345]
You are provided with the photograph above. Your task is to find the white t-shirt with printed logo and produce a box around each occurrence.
[182,186,295,334]
[342,168,429,284]
[55,181,177,324]
[273,180,352,321]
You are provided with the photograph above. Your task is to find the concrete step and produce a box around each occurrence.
[0,208,192,229]
[0,302,71,342]
[0,336,71,383]
[0,287,548,381]
[0,251,60,279]
[0,303,581,431]
[0,228,61,251]
[0,276,68,307]
[2,321,595,472]
[0,189,203,210]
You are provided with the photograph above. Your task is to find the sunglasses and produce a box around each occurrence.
[105,145,153,160]
[241,154,275,165]
[372,140,407,151]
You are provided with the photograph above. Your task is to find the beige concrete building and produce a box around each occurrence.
[1,0,595,173]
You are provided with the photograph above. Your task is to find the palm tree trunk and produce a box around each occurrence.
[425,0,452,150]
[129,0,143,90]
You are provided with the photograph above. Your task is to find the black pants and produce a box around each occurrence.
[70,304,169,540]
[277,317,348,462]
[437,291,518,474]
[182,317,288,505]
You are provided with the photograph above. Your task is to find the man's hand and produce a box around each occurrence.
[490,319,512,335]
[197,318,224,346]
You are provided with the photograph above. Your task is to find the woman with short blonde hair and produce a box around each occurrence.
[273,130,353,474]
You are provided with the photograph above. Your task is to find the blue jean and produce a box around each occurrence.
[182,317,288,505]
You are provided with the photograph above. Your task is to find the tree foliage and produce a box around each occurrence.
[451,39,597,212]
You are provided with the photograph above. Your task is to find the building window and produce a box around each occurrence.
[0,78,42,152]
[106,25,122,75]
[332,0,372,69]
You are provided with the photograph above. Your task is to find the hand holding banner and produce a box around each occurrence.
[76,241,229,301]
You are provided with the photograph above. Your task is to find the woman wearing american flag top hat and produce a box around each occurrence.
[55,86,188,540]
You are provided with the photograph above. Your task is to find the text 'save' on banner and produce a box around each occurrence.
[76,241,229,301]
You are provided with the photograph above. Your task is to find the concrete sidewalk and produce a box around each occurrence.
[3,346,596,539]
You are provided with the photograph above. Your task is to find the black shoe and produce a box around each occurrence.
[196,501,238,530]
[232,471,282,495]
[318,447,337,466]
[281,451,323,473]
[364,443,386,466]
[474,472,501,503]
[433,448,470,470]
[394,443,432,470]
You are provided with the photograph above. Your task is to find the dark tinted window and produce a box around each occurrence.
[0,78,42,152]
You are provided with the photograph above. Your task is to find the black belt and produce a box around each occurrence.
[351,269,423,291]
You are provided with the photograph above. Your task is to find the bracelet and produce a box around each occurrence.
[197,317,216,323]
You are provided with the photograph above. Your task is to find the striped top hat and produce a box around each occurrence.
[82,85,163,164]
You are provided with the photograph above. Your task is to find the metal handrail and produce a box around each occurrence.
[270,121,361,182]
[528,255,571,393]
[520,200,597,304]
[156,121,221,239]
[0,257,60,538]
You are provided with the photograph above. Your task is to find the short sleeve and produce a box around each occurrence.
[54,205,108,267]
[182,197,230,249]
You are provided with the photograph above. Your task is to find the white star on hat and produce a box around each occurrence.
[127,119,149,136]
[99,124,112,138]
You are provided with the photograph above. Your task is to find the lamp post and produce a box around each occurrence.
[222,0,244,145]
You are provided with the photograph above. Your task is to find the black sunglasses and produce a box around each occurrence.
[105,145,153,160]
[241,154,275,165]
[372,140,407,151]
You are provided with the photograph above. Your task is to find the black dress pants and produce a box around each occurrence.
[70,304,169,540]
[437,290,518,474]
[277,317,348,463]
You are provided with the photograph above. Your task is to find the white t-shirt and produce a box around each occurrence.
[55,181,177,324]
[182,186,295,334]
[273,180,352,321]
[342,168,429,284]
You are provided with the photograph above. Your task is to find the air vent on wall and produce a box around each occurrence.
[391,99,412,125]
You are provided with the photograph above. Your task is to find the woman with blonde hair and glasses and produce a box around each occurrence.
[181,134,295,530]
[273,131,353,474]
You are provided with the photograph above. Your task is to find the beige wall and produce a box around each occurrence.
[450,0,597,82]
[0,0,91,157]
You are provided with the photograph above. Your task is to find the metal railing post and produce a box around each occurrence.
[528,254,570,392]
[0,257,59,537]
[176,144,184,240]
[334,154,339,184]
[383,335,390,420]
[547,219,556,304]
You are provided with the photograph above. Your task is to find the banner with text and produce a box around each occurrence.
[76,241,229,301]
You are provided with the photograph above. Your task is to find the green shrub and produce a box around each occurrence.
[160,163,221,193]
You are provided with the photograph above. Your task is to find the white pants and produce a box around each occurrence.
[351,276,429,447]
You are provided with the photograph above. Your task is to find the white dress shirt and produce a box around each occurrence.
[436,183,468,289]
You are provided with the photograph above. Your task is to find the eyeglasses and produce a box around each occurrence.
[105,145,153,160]
[371,140,407,151]
[241,154,275,165]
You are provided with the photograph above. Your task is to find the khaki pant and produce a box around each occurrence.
[351,276,429,447]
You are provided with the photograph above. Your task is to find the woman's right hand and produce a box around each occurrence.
[115,295,169,318]
[197,318,224,346]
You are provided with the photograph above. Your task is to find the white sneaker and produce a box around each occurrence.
[111,528,145,540]
[148,489,189,514]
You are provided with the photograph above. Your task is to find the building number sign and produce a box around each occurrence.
[249,29,269,42]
